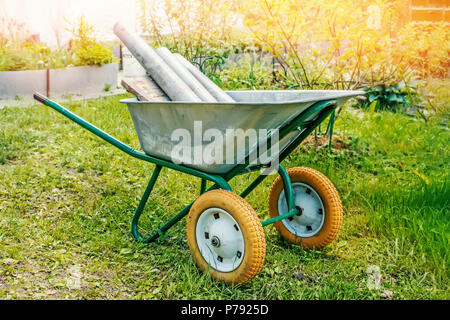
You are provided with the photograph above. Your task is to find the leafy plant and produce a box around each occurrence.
[69,16,119,67]
[359,82,419,113]
[103,83,112,92]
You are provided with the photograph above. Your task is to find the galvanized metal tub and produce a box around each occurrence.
[121,90,364,174]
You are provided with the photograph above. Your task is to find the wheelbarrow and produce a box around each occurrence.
[33,89,363,284]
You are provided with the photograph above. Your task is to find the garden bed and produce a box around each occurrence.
[0,62,118,100]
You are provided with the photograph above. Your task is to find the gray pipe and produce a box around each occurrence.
[174,53,235,102]
[113,22,200,102]
[155,47,216,102]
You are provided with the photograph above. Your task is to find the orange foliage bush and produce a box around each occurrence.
[241,0,449,88]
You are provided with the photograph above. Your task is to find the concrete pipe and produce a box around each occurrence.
[155,47,216,102]
[113,22,200,102]
[174,53,234,103]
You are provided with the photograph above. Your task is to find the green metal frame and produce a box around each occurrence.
[33,93,337,243]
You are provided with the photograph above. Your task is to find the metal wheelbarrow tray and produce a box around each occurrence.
[33,89,364,284]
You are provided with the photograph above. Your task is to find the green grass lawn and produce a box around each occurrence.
[0,93,448,299]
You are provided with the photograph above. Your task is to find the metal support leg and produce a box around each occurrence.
[131,165,162,242]
[278,164,295,212]
[328,111,335,152]
[200,179,207,195]
[261,164,299,227]
[240,174,268,199]
[131,166,232,243]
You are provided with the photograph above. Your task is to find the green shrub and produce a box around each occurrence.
[0,46,27,71]
[394,22,449,79]
[0,43,74,71]
[69,16,119,67]
[218,56,277,90]
[0,16,117,71]
[72,41,117,66]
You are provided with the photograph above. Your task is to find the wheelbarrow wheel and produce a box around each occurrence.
[268,167,342,249]
[186,190,266,284]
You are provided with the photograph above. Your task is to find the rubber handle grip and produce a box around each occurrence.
[33,92,48,104]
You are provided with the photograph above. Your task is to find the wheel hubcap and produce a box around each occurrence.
[278,182,325,237]
[211,236,221,247]
[196,208,245,272]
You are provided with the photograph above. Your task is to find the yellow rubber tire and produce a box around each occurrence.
[186,190,266,284]
[268,167,343,249]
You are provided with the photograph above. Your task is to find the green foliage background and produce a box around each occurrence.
[0,16,118,71]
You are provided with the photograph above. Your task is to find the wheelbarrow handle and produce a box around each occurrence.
[32,92,231,191]
[33,92,48,104]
